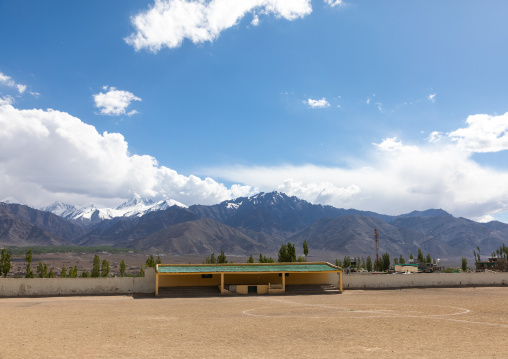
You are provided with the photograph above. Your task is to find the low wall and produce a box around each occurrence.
[2,270,507,296]
[343,272,508,290]
[0,268,155,297]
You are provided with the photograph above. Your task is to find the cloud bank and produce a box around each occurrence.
[2,99,508,222]
[0,103,254,208]
[125,0,312,52]
[204,112,508,221]
[93,86,141,116]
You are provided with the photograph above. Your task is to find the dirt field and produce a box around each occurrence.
[1,287,507,358]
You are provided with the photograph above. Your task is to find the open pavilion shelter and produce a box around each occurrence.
[155,262,342,296]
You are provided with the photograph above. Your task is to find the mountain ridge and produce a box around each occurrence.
[1,192,507,260]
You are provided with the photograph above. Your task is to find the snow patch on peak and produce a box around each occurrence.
[41,202,78,217]
[44,196,188,224]
[116,195,154,210]
[227,202,241,209]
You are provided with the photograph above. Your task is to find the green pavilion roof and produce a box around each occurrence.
[157,262,339,274]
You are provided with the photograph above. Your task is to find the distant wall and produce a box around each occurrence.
[343,272,508,290]
[3,270,507,296]
[0,268,155,297]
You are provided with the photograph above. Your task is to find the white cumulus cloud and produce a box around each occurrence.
[204,112,508,221]
[251,14,260,26]
[428,93,436,102]
[324,0,343,7]
[125,0,312,52]
[4,96,508,223]
[0,72,27,94]
[93,86,142,116]
[307,97,330,108]
[448,113,508,153]
[0,103,254,208]
[0,95,14,106]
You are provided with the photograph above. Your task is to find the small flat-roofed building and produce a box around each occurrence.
[155,262,342,296]
[476,257,508,272]
[394,263,419,273]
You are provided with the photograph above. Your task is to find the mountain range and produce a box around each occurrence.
[41,195,187,227]
[1,192,508,261]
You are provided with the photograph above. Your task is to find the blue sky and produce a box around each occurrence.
[1,0,508,222]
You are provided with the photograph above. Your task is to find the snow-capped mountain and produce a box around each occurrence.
[6,191,508,258]
[42,195,187,226]
[41,202,79,217]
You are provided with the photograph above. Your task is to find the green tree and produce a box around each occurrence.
[139,266,145,277]
[0,247,11,278]
[426,253,432,264]
[461,257,468,272]
[409,253,414,260]
[335,259,342,268]
[381,252,390,271]
[217,250,228,264]
[156,256,162,265]
[60,264,67,278]
[297,256,306,262]
[119,260,126,277]
[259,253,274,263]
[25,248,34,278]
[91,254,101,277]
[394,257,399,265]
[101,259,110,277]
[343,255,351,268]
[145,255,157,268]
[81,270,90,278]
[247,254,254,263]
[417,248,424,263]
[278,244,288,262]
[399,254,405,264]
[288,243,296,262]
[204,253,217,264]
[473,246,482,263]
[366,256,373,272]
[36,262,48,278]
[25,248,33,264]
[48,268,55,278]
[303,239,309,260]
[68,266,78,278]
[278,242,296,262]
[25,264,34,278]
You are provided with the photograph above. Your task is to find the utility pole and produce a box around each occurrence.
[374,228,379,266]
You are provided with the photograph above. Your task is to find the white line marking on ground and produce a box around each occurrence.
[242,297,508,328]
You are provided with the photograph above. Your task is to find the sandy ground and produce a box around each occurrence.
[1,287,507,358]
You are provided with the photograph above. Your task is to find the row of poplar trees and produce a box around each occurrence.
[1,248,134,278]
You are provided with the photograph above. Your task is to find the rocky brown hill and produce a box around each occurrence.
[0,205,73,246]
[120,217,280,255]
[2,193,508,260]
